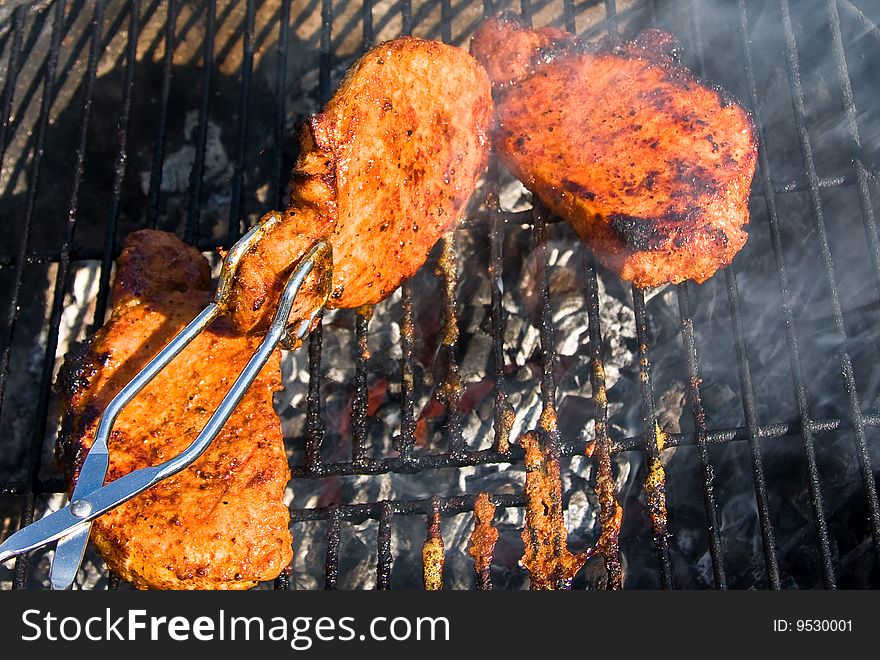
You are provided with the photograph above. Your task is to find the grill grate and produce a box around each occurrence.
[1,0,880,590]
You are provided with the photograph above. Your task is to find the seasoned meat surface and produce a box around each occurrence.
[471,16,758,286]
[56,230,292,590]
[230,37,493,332]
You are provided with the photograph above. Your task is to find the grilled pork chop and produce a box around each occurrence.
[471,15,758,286]
[56,230,292,589]
[229,37,493,332]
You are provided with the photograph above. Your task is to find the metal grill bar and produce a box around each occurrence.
[563,0,575,33]
[737,0,835,589]
[439,232,466,459]
[532,207,562,454]
[273,0,291,209]
[91,0,138,329]
[8,403,880,493]
[780,0,880,572]
[402,0,412,36]
[485,154,513,454]
[319,0,332,96]
[304,0,335,478]
[376,501,393,589]
[2,0,65,589]
[226,0,256,244]
[676,284,726,589]
[297,492,526,523]
[19,0,105,592]
[146,0,175,229]
[183,0,215,245]
[273,2,293,592]
[324,504,341,589]
[725,266,782,588]
[351,309,371,466]
[682,0,733,590]
[632,287,673,588]
[397,282,417,461]
[304,313,325,473]
[839,0,880,42]
[0,5,25,165]
[826,0,880,296]
[350,16,376,470]
[604,0,619,34]
[286,407,880,477]
[582,257,622,588]
[362,0,373,49]
[603,0,673,589]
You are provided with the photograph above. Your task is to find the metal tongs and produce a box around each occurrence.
[0,214,333,589]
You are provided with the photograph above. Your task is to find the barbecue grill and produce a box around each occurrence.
[1,0,879,590]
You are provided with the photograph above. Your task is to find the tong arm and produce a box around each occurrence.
[0,236,332,568]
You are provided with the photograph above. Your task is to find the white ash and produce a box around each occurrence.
[138,110,233,210]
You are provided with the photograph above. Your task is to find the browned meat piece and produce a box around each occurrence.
[519,432,586,589]
[471,15,758,286]
[467,492,499,588]
[56,230,292,590]
[229,37,493,332]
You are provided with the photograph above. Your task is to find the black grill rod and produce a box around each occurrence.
[781,0,880,567]
[303,0,335,476]
[737,0,835,588]
[4,406,879,498]
[438,231,466,459]
[1,4,79,170]
[532,205,562,454]
[273,0,293,595]
[684,0,738,590]
[226,0,256,245]
[397,281,417,462]
[376,501,393,590]
[20,0,104,590]
[520,0,532,25]
[90,0,139,332]
[183,0,216,246]
[318,0,332,96]
[838,0,880,43]
[350,6,377,469]
[604,0,619,35]
[351,307,371,466]
[607,0,675,590]
[0,5,25,164]
[295,492,527,523]
[676,284,726,589]
[273,0,291,209]
[827,0,880,295]
[401,0,412,35]
[563,0,576,33]
[632,288,674,589]
[0,5,54,205]
[725,267,782,589]
[519,4,563,460]
[85,0,139,588]
[395,0,418,465]
[5,3,162,180]
[145,0,176,229]
[437,0,466,462]
[324,504,341,589]
[484,154,514,454]
[582,257,623,589]
[0,0,64,589]
[288,407,880,477]
[362,0,373,49]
